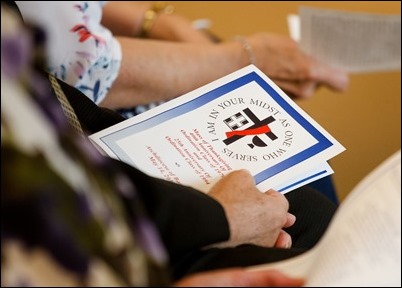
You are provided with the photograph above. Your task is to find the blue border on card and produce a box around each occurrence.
[99,71,333,184]
[277,169,328,192]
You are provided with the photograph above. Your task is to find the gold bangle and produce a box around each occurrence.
[234,36,256,66]
[139,2,175,38]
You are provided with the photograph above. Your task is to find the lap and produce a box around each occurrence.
[174,244,305,280]
[172,186,337,280]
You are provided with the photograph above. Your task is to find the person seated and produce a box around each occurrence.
[15,1,349,118]
[1,3,337,286]
[14,1,346,203]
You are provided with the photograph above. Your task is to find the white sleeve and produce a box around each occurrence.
[16,1,122,104]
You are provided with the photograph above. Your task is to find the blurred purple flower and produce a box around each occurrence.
[1,30,31,78]
[29,72,69,130]
[135,217,167,264]
[114,173,136,198]
[76,192,91,220]
[74,137,108,167]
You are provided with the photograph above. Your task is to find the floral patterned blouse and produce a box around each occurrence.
[15,1,121,106]
[16,1,165,119]
[1,5,169,286]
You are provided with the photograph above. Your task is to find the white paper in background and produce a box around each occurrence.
[249,150,401,287]
[287,14,301,42]
[294,6,401,73]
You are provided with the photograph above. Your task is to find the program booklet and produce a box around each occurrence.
[89,65,345,194]
[249,149,401,287]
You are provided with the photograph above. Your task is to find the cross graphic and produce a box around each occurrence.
[223,108,278,147]
[224,112,249,130]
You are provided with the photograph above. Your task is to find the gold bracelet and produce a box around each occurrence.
[139,2,175,38]
[234,36,256,66]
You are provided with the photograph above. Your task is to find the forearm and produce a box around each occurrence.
[101,1,150,37]
[100,37,248,109]
[149,12,214,43]
[102,1,212,43]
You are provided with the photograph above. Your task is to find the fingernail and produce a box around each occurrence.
[288,213,296,224]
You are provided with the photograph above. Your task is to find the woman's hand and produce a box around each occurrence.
[174,268,305,287]
[246,32,349,99]
[208,170,295,248]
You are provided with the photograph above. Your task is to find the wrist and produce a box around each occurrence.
[233,36,256,66]
[150,13,214,43]
[139,1,175,38]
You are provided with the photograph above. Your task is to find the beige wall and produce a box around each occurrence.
[171,1,401,201]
